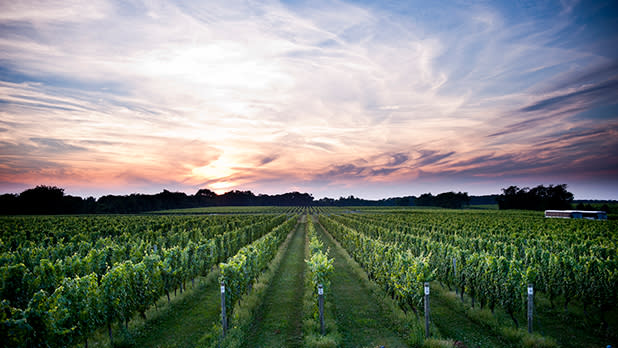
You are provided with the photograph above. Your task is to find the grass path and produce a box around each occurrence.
[123,271,221,348]
[429,286,514,348]
[244,221,306,348]
[316,218,410,348]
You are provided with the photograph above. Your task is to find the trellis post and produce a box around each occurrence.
[527,284,534,333]
[220,281,227,337]
[318,284,325,335]
[424,282,431,338]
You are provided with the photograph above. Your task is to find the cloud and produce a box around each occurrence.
[487,116,549,138]
[543,61,618,92]
[319,164,366,179]
[0,1,110,23]
[434,122,618,182]
[414,150,456,167]
[533,127,610,147]
[448,153,516,168]
[258,155,279,166]
[389,153,409,166]
[370,167,400,176]
[0,0,616,197]
[311,160,407,182]
[30,137,88,153]
[519,78,618,113]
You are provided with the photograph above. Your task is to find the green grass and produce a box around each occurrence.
[210,219,299,348]
[429,284,514,348]
[430,282,618,348]
[517,291,616,348]
[86,269,222,348]
[302,215,340,348]
[243,221,306,347]
[316,217,411,347]
[121,271,221,348]
[467,204,499,210]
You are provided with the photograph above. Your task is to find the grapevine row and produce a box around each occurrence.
[305,216,333,308]
[330,212,617,327]
[318,215,432,315]
[219,216,297,316]
[1,214,291,347]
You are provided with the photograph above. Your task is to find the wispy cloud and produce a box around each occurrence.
[258,155,279,166]
[389,153,409,166]
[0,0,616,198]
[29,137,88,153]
[519,79,618,113]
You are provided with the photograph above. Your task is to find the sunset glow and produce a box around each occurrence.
[1,0,617,199]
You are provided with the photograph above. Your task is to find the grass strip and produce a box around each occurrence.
[431,283,557,348]
[242,218,306,347]
[429,284,514,348]
[201,219,300,347]
[316,217,419,347]
[303,215,340,347]
[87,269,220,348]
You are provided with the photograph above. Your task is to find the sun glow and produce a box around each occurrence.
[191,157,237,181]
[209,181,236,194]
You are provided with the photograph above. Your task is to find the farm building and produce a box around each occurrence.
[544,210,607,220]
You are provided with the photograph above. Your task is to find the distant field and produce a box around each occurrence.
[468,204,499,210]
[1,208,616,347]
[148,205,301,214]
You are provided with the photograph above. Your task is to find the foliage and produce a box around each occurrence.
[325,210,617,332]
[301,217,339,348]
[219,217,297,316]
[1,207,616,346]
[0,214,292,347]
[416,191,471,209]
[306,218,334,297]
[0,185,314,214]
[319,215,433,314]
[215,217,298,347]
[497,184,573,210]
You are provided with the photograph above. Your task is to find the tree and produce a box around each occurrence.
[416,192,470,208]
[19,186,65,214]
[497,184,573,210]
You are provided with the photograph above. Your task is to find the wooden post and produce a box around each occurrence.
[453,257,458,295]
[424,282,430,338]
[318,284,325,336]
[527,284,533,333]
[220,282,227,337]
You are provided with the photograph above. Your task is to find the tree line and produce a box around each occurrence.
[0,183,602,214]
[0,186,317,214]
[496,184,574,210]
[0,186,476,214]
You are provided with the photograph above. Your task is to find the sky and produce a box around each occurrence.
[0,0,617,200]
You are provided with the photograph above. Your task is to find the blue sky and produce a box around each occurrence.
[0,0,617,199]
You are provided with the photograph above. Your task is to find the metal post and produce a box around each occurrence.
[528,284,534,333]
[318,284,325,335]
[424,282,430,338]
[453,257,457,295]
[220,282,227,337]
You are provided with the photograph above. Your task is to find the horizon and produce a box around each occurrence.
[1,1,617,200]
[3,183,617,203]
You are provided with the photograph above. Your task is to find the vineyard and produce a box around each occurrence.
[1,207,616,347]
